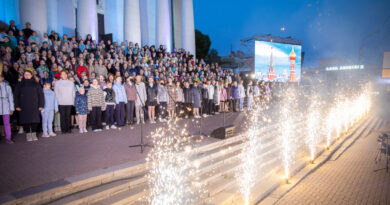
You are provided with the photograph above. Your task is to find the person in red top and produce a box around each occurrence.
[76,59,89,79]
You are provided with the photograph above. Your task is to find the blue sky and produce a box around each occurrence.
[194,0,390,67]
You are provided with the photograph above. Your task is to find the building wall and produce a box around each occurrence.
[172,0,182,50]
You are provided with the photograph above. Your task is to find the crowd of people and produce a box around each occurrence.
[0,20,272,144]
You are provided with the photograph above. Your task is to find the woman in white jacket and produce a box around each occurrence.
[0,74,14,144]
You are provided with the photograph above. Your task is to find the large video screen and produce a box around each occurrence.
[254,41,302,82]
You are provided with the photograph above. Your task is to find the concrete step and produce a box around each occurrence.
[48,173,146,205]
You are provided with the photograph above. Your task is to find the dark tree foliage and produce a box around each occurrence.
[195,29,211,60]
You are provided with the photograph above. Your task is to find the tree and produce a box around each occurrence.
[195,29,211,60]
[206,49,221,63]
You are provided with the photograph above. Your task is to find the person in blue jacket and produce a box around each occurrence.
[113,76,127,127]
[41,81,59,138]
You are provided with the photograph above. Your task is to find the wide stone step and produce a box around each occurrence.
[48,173,146,205]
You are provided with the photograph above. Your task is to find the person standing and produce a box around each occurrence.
[206,80,215,115]
[14,71,44,141]
[113,76,127,128]
[238,80,246,111]
[74,87,88,133]
[146,77,158,124]
[175,81,184,118]
[213,80,221,114]
[201,81,209,117]
[124,77,136,125]
[191,81,201,118]
[182,81,193,119]
[224,81,232,112]
[103,81,116,129]
[231,81,239,112]
[41,82,58,138]
[219,80,227,112]
[0,74,15,144]
[157,79,169,122]
[54,70,75,134]
[88,78,106,132]
[135,75,147,124]
[247,81,254,111]
[166,77,177,120]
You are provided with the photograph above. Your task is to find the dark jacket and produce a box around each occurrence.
[201,86,208,100]
[103,88,115,104]
[14,78,44,124]
[146,83,158,102]
[231,85,239,99]
[183,87,193,103]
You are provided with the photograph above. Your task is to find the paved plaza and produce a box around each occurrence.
[276,121,390,205]
[0,112,244,195]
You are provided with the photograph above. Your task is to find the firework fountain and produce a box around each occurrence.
[325,84,372,148]
[236,102,264,205]
[279,86,298,182]
[146,119,204,205]
[305,94,322,163]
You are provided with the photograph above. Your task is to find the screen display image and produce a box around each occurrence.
[254,41,302,82]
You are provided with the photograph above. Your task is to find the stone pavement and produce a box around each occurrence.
[275,122,390,205]
[0,111,245,195]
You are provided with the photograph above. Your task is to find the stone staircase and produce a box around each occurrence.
[1,114,379,205]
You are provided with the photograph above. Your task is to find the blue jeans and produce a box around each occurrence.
[239,98,244,111]
[41,109,54,134]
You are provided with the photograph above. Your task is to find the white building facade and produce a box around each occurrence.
[2,0,195,55]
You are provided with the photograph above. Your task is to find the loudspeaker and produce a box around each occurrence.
[211,125,235,139]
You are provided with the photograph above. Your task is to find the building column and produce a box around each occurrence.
[57,0,76,37]
[124,0,141,45]
[181,0,195,58]
[140,0,156,46]
[46,0,58,34]
[104,0,124,43]
[77,0,98,40]
[156,0,172,52]
[19,0,47,37]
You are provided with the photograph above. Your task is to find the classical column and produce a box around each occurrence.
[46,0,58,34]
[57,0,76,36]
[19,0,48,37]
[124,0,141,45]
[156,0,172,52]
[181,0,195,57]
[104,0,124,43]
[140,0,156,46]
[77,0,98,40]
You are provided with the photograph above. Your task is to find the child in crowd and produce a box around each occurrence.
[104,81,116,129]
[191,81,201,118]
[247,81,253,110]
[113,76,127,127]
[41,82,58,138]
[88,78,106,132]
[75,87,88,133]
[0,74,15,144]
[176,81,184,118]
[157,79,169,122]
